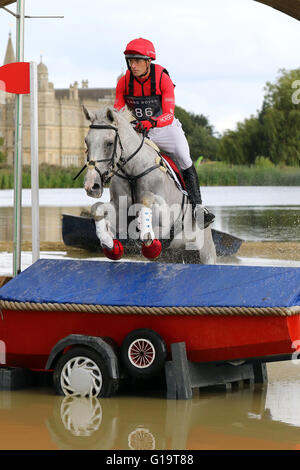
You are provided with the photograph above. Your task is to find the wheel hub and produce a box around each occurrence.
[128,338,156,368]
[60,356,103,397]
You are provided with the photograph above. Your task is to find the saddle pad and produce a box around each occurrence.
[161,154,186,191]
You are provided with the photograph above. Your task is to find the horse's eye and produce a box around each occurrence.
[106,141,113,148]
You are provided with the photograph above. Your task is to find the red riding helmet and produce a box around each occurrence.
[124,38,156,60]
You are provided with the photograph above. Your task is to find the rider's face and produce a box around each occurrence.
[128,58,150,78]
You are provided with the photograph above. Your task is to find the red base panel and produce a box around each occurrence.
[1,308,299,370]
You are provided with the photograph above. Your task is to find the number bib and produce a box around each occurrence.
[124,95,163,120]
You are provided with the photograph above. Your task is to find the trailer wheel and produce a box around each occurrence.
[53,346,117,398]
[121,329,167,379]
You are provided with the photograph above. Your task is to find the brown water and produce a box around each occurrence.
[1,200,300,245]
[0,206,83,244]
[1,362,300,450]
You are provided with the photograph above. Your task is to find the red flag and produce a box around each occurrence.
[0,62,30,94]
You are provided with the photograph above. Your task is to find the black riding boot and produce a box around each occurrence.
[181,165,215,228]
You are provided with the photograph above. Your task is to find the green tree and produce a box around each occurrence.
[174,106,219,161]
[188,111,214,135]
[217,68,300,166]
[174,106,194,135]
[188,125,219,161]
[263,68,300,165]
[217,116,264,165]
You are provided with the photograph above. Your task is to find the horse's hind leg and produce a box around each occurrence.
[198,227,217,264]
[179,212,216,265]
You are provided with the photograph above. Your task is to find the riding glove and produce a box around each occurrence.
[135,118,157,133]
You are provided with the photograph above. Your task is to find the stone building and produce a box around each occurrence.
[0,34,119,167]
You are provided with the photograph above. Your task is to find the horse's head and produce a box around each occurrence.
[82,105,124,198]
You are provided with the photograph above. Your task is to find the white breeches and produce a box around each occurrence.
[148,118,193,171]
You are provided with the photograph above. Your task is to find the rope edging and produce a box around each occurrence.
[1,300,300,317]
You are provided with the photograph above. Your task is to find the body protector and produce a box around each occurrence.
[115,63,175,128]
[125,64,165,120]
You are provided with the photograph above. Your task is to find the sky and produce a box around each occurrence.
[0,0,299,134]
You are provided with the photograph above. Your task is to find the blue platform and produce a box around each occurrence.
[0,259,300,309]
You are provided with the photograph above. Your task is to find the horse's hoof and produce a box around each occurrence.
[141,239,162,260]
[103,239,124,260]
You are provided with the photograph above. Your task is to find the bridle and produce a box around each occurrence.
[73,123,162,202]
[73,124,124,184]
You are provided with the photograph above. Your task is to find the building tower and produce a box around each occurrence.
[3,32,16,65]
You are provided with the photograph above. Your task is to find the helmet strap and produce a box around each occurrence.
[126,58,151,77]
[137,59,151,78]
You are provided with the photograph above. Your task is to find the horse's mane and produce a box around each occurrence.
[118,106,136,123]
[114,107,160,151]
[93,106,135,124]
[93,105,160,149]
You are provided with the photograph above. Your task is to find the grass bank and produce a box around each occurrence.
[196,162,300,186]
[1,162,300,189]
[0,164,84,189]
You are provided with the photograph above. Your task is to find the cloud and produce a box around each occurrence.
[0,0,299,133]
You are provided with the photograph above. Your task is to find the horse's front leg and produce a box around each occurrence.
[91,202,114,249]
[91,202,123,260]
[138,205,155,246]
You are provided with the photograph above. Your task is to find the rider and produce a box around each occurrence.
[114,37,215,228]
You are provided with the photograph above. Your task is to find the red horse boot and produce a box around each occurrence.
[103,239,124,260]
[141,239,162,260]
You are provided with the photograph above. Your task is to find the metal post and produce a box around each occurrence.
[13,0,25,276]
[30,62,39,263]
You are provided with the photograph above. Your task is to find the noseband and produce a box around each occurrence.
[73,123,146,184]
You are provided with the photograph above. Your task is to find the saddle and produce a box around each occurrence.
[145,138,187,193]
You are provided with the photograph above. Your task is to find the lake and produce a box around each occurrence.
[1,186,300,243]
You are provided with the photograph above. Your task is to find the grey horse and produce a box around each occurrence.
[81,105,216,264]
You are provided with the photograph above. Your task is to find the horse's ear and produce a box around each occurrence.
[106,107,116,124]
[82,105,95,122]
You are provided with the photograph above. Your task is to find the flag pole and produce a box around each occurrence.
[30,61,39,263]
[13,0,25,276]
